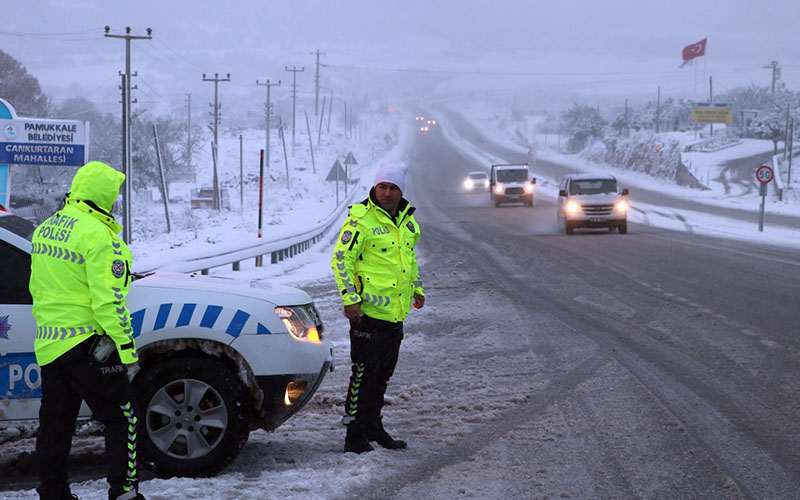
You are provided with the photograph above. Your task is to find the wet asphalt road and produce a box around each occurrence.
[344,119,800,500]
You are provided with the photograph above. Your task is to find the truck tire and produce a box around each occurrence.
[565,222,574,235]
[618,222,628,234]
[133,355,251,477]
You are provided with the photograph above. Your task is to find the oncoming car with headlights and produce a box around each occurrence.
[557,174,629,234]
[0,212,334,477]
[489,163,535,207]
[463,171,490,192]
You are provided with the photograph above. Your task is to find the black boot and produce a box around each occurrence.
[367,421,407,450]
[344,423,374,454]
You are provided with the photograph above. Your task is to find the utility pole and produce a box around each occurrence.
[785,103,791,160]
[763,60,780,94]
[709,76,714,137]
[104,25,151,244]
[624,98,629,138]
[327,90,333,133]
[655,86,661,133]
[185,93,192,182]
[284,66,304,149]
[256,79,281,176]
[202,72,230,210]
[310,49,326,116]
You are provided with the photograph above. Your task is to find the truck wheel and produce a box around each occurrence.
[618,222,628,234]
[494,197,501,207]
[134,355,251,477]
[565,222,574,235]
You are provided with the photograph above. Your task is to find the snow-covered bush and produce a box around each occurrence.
[581,132,682,179]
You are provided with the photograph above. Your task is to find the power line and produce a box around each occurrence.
[152,35,210,74]
[0,29,100,41]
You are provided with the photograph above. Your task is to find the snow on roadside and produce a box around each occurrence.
[129,109,405,273]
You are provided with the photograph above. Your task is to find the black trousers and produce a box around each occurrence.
[36,337,140,500]
[344,314,404,427]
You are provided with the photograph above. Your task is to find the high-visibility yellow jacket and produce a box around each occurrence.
[30,161,138,365]
[332,189,423,323]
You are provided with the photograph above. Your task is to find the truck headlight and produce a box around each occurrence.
[615,200,628,213]
[524,183,534,193]
[495,184,504,193]
[275,306,321,343]
[566,200,581,214]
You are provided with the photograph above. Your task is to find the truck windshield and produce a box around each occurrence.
[0,214,35,241]
[496,169,529,183]
[570,179,618,195]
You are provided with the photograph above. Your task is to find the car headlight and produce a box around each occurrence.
[464,179,474,189]
[566,200,581,214]
[524,183,534,193]
[615,200,628,213]
[495,184,504,193]
[275,306,321,343]
[484,180,490,188]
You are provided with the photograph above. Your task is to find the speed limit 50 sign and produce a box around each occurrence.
[756,165,774,184]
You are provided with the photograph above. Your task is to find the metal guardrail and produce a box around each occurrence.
[139,185,361,275]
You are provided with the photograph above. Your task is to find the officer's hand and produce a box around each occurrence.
[344,303,361,326]
[413,293,425,309]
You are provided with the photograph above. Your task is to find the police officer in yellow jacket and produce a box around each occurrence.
[30,161,145,500]
[332,161,424,453]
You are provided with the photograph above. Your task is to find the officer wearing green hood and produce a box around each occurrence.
[30,161,145,500]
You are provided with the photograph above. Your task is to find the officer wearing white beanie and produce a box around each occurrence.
[331,159,425,453]
[373,162,406,194]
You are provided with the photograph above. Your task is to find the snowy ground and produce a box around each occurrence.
[2,98,799,499]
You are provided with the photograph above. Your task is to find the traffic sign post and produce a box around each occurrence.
[756,165,774,232]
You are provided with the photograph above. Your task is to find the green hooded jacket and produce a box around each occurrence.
[29,161,137,365]
[331,188,423,323]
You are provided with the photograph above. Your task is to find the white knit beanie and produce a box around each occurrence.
[373,162,406,193]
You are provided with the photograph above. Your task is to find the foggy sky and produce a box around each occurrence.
[3,1,798,118]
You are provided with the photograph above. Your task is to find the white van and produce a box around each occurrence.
[489,164,536,207]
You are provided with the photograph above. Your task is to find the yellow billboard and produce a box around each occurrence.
[692,105,733,124]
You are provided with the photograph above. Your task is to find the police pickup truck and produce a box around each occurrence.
[0,212,334,477]
[489,163,536,207]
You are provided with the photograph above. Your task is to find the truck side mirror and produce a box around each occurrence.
[621,188,629,195]
[530,178,536,185]
[558,189,567,197]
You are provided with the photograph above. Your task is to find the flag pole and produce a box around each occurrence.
[702,35,708,102]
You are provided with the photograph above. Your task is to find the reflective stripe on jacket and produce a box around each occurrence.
[331,189,423,323]
[30,161,137,365]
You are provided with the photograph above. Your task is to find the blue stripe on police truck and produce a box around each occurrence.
[225,309,251,336]
[154,303,172,330]
[200,305,223,328]
[176,303,196,327]
[129,304,270,337]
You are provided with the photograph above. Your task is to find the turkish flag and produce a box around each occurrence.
[681,38,707,64]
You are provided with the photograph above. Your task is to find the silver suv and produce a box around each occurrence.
[557,174,629,234]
